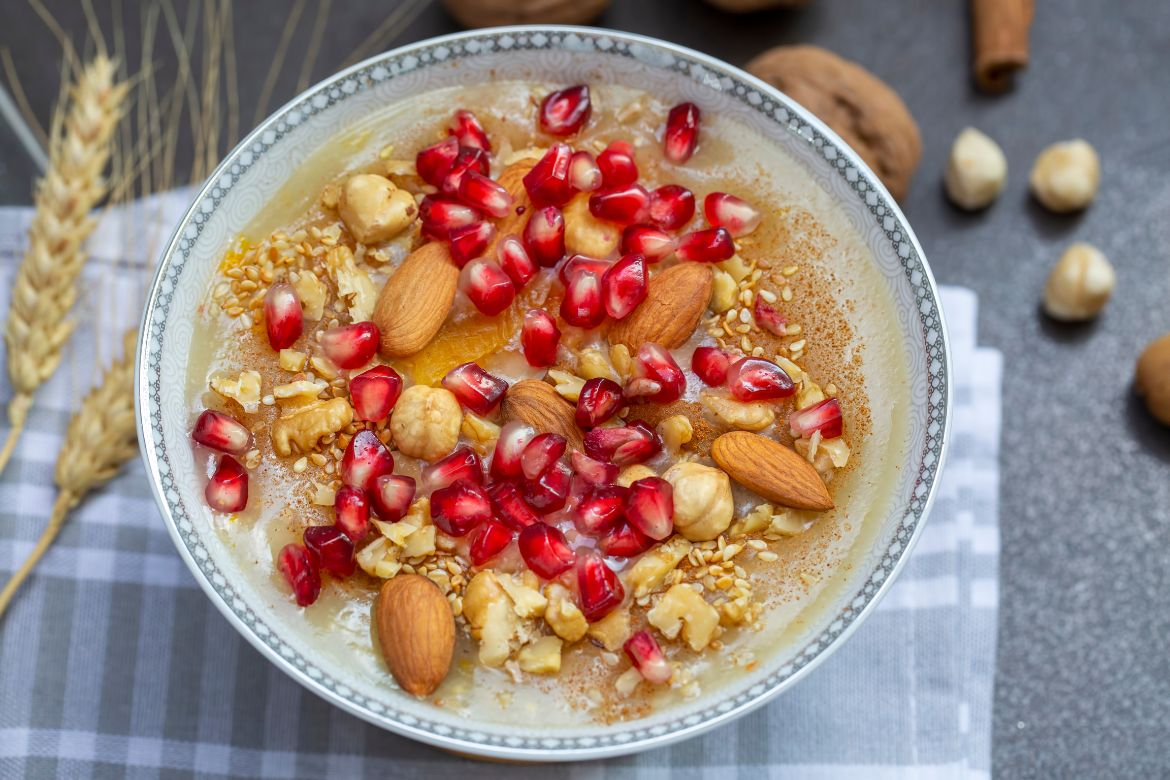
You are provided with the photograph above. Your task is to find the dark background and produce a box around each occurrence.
[2,1,1169,776]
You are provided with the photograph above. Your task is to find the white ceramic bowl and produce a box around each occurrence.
[137,26,950,761]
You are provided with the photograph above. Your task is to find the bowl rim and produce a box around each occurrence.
[136,24,952,762]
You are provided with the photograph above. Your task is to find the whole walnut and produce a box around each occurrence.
[1136,334,1170,426]
[442,0,609,27]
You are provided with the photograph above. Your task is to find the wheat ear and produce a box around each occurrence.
[0,329,139,619]
[0,56,127,477]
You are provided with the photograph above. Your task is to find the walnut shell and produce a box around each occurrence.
[704,0,809,10]
[1136,334,1170,426]
[442,0,610,27]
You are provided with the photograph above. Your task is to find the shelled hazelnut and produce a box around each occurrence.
[944,127,1007,210]
[1042,243,1115,322]
[1030,140,1100,213]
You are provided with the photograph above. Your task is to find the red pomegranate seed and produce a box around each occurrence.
[624,630,672,684]
[560,270,605,329]
[457,170,513,218]
[675,227,734,263]
[569,150,603,193]
[440,145,490,196]
[459,258,516,316]
[575,377,624,428]
[263,283,303,350]
[205,455,248,513]
[523,206,566,267]
[422,446,483,492]
[419,196,481,240]
[598,520,654,558]
[448,221,496,268]
[192,409,252,455]
[521,309,561,367]
[754,297,787,336]
[523,460,572,514]
[570,451,619,486]
[303,525,356,578]
[628,343,685,403]
[497,236,538,288]
[691,346,732,387]
[319,321,379,369]
[663,102,701,164]
[518,522,576,578]
[625,476,674,540]
[521,432,567,480]
[704,192,761,237]
[333,485,370,541]
[449,108,490,152]
[728,357,795,402]
[589,184,650,225]
[577,549,624,622]
[430,480,492,536]
[597,141,638,189]
[523,144,575,208]
[790,397,844,439]
[278,543,321,606]
[371,474,416,522]
[602,254,648,320]
[490,421,535,480]
[583,420,661,466]
[558,254,613,286]
[573,483,628,535]
[442,362,507,416]
[340,430,394,492]
[621,224,676,263]
[416,137,460,186]
[348,365,403,422]
[469,519,513,566]
[538,84,592,136]
[487,480,539,530]
[647,184,695,231]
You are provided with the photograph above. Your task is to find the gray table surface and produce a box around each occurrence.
[2,1,1169,776]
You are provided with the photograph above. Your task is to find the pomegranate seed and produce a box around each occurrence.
[560,270,606,329]
[523,144,575,208]
[278,543,321,606]
[704,192,761,237]
[518,522,576,578]
[416,137,460,186]
[521,432,567,480]
[490,421,535,480]
[371,474,416,522]
[628,343,685,403]
[497,236,538,288]
[523,460,572,514]
[192,409,252,455]
[728,357,795,402]
[621,224,676,263]
[647,184,695,231]
[538,84,592,136]
[602,254,648,319]
[676,227,734,263]
[570,451,619,486]
[575,377,624,428]
[348,365,403,422]
[487,480,539,530]
[263,283,303,349]
[333,486,370,541]
[573,483,628,535]
[625,476,674,540]
[449,109,490,152]
[469,519,513,566]
[597,141,638,188]
[340,430,394,492]
[624,630,672,684]
[319,321,379,369]
[589,184,650,225]
[440,145,489,196]
[558,254,613,286]
[790,397,844,439]
[205,455,248,513]
[583,420,660,466]
[457,170,513,218]
[419,196,481,240]
[754,297,787,336]
[448,221,496,268]
[459,258,516,316]
[422,446,483,492]
[521,309,561,367]
[442,362,507,416]
[598,521,654,558]
[430,480,492,536]
[663,102,701,164]
[577,549,624,622]
[303,525,356,578]
[691,346,732,387]
[523,206,566,267]
[568,150,603,193]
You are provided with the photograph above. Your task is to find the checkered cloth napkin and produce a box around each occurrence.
[0,194,1002,779]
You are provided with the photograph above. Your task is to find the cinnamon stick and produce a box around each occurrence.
[970,0,1034,93]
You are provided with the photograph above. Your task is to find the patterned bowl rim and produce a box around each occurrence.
[136,25,952,762]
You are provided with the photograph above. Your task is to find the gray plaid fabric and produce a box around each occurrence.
[0,198,1001,779]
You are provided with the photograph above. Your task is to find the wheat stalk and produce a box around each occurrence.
[0,329,138,619]
[0,56,127,477]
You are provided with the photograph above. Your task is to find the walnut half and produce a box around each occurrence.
[270,397,353,457]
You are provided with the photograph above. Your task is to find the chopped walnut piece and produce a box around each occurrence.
[627,536,693,598]
[463,571,517,668]
[547,368,586,402]
[325,245,377,322]
[700,393,775,432]
[338,173,418,244]
[577,348,619,382]
[544,583,588,642]
[210,370,262,413]
[586,607,631,652]
[710,269,738,313]
[270,397,353,457]
[278,349,308,372]
[499,574,548,619]
[356,537,401,579]
[647,584,721,652]
[616,464,656,488]
[517,636,562,675]
[273,378,327,403]
[461,412,501,454]
[656,415,693,452]
[292,272,328,321]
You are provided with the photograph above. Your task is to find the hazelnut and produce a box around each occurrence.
[662,461,734,541]
[390,385,462,461]
[1136,334,1170,425]
[1030,140,1100,213]
[563,193,620,258]
[338,173,418,244]
[1043,243,1115,321]
[944,127,1007,210]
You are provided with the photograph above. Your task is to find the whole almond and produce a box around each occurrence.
[375,574,455,697]
[608,263,713,351]
[502,379,584,451]
[374,241,459,357]
[711,431,834,511]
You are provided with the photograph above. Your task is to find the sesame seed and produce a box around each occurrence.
[758,551,778,562]
[782,265,799,276]
[748,539,767,550]
[760,289,777,303]
[738,308,751,324]
[787,324,803,336]
[740,336,752,352]
[789,339,807,352]
[735,324,751,334]
[781,286,793,302]
[292,457,308,473]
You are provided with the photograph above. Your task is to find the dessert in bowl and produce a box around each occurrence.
[138,27,950,760]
